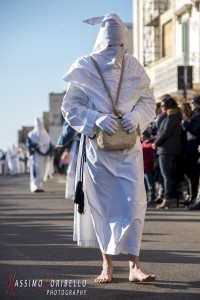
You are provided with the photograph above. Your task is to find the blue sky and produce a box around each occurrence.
[0,0,132,151]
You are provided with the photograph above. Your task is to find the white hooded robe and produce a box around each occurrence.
[61,13,156,256]
[28,118,51,192]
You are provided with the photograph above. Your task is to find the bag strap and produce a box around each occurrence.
[90,55,125,117]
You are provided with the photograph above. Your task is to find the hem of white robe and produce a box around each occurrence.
[74,240,140,256]
[75,240,99,248]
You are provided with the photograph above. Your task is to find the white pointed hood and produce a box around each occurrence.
[28,118,51,154]
[62,12,151,120]
[83,12,128,69]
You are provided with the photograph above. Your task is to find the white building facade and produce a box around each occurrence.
[133,0,200,100]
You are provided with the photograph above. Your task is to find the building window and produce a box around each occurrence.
[162,20,172,57]
[182,20,189,64]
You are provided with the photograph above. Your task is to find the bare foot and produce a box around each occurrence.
[95,264,113,283]
[129,264,156,282]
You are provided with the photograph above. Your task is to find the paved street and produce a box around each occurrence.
[0,174,199,300]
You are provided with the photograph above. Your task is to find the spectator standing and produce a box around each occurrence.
[180,103,194,204]
[182,95,200,210]
[152,96,183,209]
[152,96,172,204]
[188,144,200,210]
[141,128,156,206]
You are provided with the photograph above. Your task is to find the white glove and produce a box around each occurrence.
[95,114,118,135]
[121,112,139,133]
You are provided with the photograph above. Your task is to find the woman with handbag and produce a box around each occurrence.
[61,13,156,283]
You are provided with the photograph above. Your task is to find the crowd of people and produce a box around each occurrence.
[141,94,200,211]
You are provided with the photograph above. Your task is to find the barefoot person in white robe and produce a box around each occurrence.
[61,13,156,283]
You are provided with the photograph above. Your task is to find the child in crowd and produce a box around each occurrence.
[141,128,156,206]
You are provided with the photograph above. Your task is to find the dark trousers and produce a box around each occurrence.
[158,154,179,200]
[144,173,156,202]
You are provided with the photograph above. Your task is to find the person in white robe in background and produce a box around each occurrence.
[65,132,80,200]
[61,13,156,283]
[26,118,51,192]
[4,149,10,175]
[0,149,5,175]
[18,147,26,174]
[56,121,80,199]
[6,144,20,175]
[43,155,54,182]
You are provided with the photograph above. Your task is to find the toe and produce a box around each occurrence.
[143,274,156,282]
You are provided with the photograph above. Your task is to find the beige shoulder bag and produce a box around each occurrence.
[90,55,137,151]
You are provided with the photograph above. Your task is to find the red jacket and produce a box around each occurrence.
[142,140,156,173]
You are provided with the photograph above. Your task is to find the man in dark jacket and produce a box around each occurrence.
[182,95,200,210]
[152,97,183,209]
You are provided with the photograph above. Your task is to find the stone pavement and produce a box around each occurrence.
[0,174,199,300]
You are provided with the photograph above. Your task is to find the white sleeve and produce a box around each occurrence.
[131,87,156,134]
[61,83,99,136]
